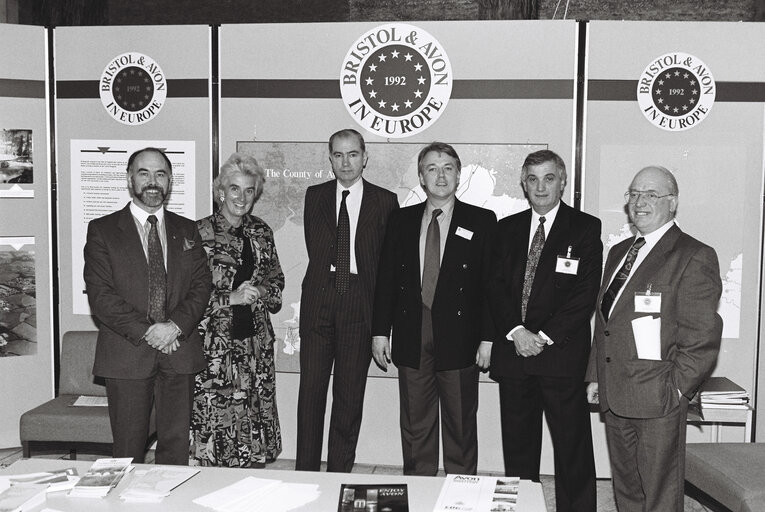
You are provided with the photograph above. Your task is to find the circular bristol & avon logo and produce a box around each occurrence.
[636,52,715,132]
[99,52,167,126]
[340,24,453,139]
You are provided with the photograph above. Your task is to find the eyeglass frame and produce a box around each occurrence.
[624,190,675,204]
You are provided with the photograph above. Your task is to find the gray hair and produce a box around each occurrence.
[213,153,266,208]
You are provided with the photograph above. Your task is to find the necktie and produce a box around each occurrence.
[521,216,546,322]
[421,209,442,309]
[600,237,646,321]
[336,190,351,295]
[146,214,167,323]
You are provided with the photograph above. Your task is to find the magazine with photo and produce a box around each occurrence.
[338,483,408,512]
[68,457,133,498]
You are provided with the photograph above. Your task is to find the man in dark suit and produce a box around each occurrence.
[84,147,211,465]
[488,150,600,512]
[297,129,398,472]
[372,142,496,476]
[586,166,722,511]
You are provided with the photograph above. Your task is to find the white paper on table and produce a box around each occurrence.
[631,315,661,360]
[192,476,281,510]
[242,483,320,512]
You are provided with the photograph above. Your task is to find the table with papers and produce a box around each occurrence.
[0,458,547,511]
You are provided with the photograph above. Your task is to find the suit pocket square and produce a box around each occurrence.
[183,238,195,251]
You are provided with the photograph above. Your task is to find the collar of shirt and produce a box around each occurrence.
[636,219,675,251]
[335,178,364,215]
[608,219,676,307]
[129,201,167,266]
[528,201,560,252]
[130,201,165,226]
[424,197,455,225]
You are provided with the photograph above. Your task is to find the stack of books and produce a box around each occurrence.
[700,377,750,409]
[0,467,80,511]
[67,458,133,498]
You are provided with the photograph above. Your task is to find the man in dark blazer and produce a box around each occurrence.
[297,129,398,472]
[586,166,722,511]
[489,150,600,512]
[372,142,496,476]
[84,147,211,465]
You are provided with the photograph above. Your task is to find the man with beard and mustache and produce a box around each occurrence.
[84,147,211,464]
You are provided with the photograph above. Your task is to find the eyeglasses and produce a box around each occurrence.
[624,191,675,204]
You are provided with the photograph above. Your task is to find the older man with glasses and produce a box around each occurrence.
[586,165,723,512]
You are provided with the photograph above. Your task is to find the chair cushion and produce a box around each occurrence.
[19,394,113,444]
[686,443,765,512]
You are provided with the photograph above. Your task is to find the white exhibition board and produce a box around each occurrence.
[219,20,580,471]
[54,25,213,335]
[584,21,765,442]
[0,24,52,448]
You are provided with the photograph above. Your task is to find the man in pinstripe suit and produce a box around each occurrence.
[296,129,398,472]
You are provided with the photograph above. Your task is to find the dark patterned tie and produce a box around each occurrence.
[336,190,351,295]
[421,209,442,309]
[521,216,546,322]
[147,215,167,323]
[600,237,646,321]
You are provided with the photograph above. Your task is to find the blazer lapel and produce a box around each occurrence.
[439,200,464,274]
[164,210,180,302]
[598,238,632,323]
[356,179,376,239]
[320,181,336,232]
[117,204,150,273]
[538,203,570,271]
[510,209,532,289]
[407,201,427,282]
[608,225,681,320]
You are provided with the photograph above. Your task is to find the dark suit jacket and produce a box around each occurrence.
[489,202,602,379]
[84,203,212,379]
[585,224,723,419]
[372,199,497,371]
[299,179,398,332]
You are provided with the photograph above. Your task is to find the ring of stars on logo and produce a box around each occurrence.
[113,67,154,112]
[360,44,430,118]
[340,23,453,139]
[100,52,167,126]
[651,67,700,117]
[636,52,715,132]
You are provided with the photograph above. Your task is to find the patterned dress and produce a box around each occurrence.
[192,211,284,467]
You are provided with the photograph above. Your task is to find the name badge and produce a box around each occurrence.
[456,227,473,240]
[635,291,661,313]
[555,256,579,274]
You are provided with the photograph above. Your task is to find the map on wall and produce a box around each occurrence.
[238,141,547,374]
[0,237,36,357]
[598,145,743,338]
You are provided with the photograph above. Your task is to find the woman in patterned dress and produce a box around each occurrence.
[192,153,284,467]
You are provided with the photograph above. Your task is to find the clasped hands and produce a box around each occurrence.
[512,327,547,357]
[144,321,181,355]
[230,282,262,306]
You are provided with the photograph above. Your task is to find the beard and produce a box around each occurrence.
[133,183,168,208]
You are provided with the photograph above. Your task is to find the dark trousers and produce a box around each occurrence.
[105,353,194,465]
[296,275,371,472]
[498,374,596,512]
[398,305,479,476]
[605,399,689,512]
